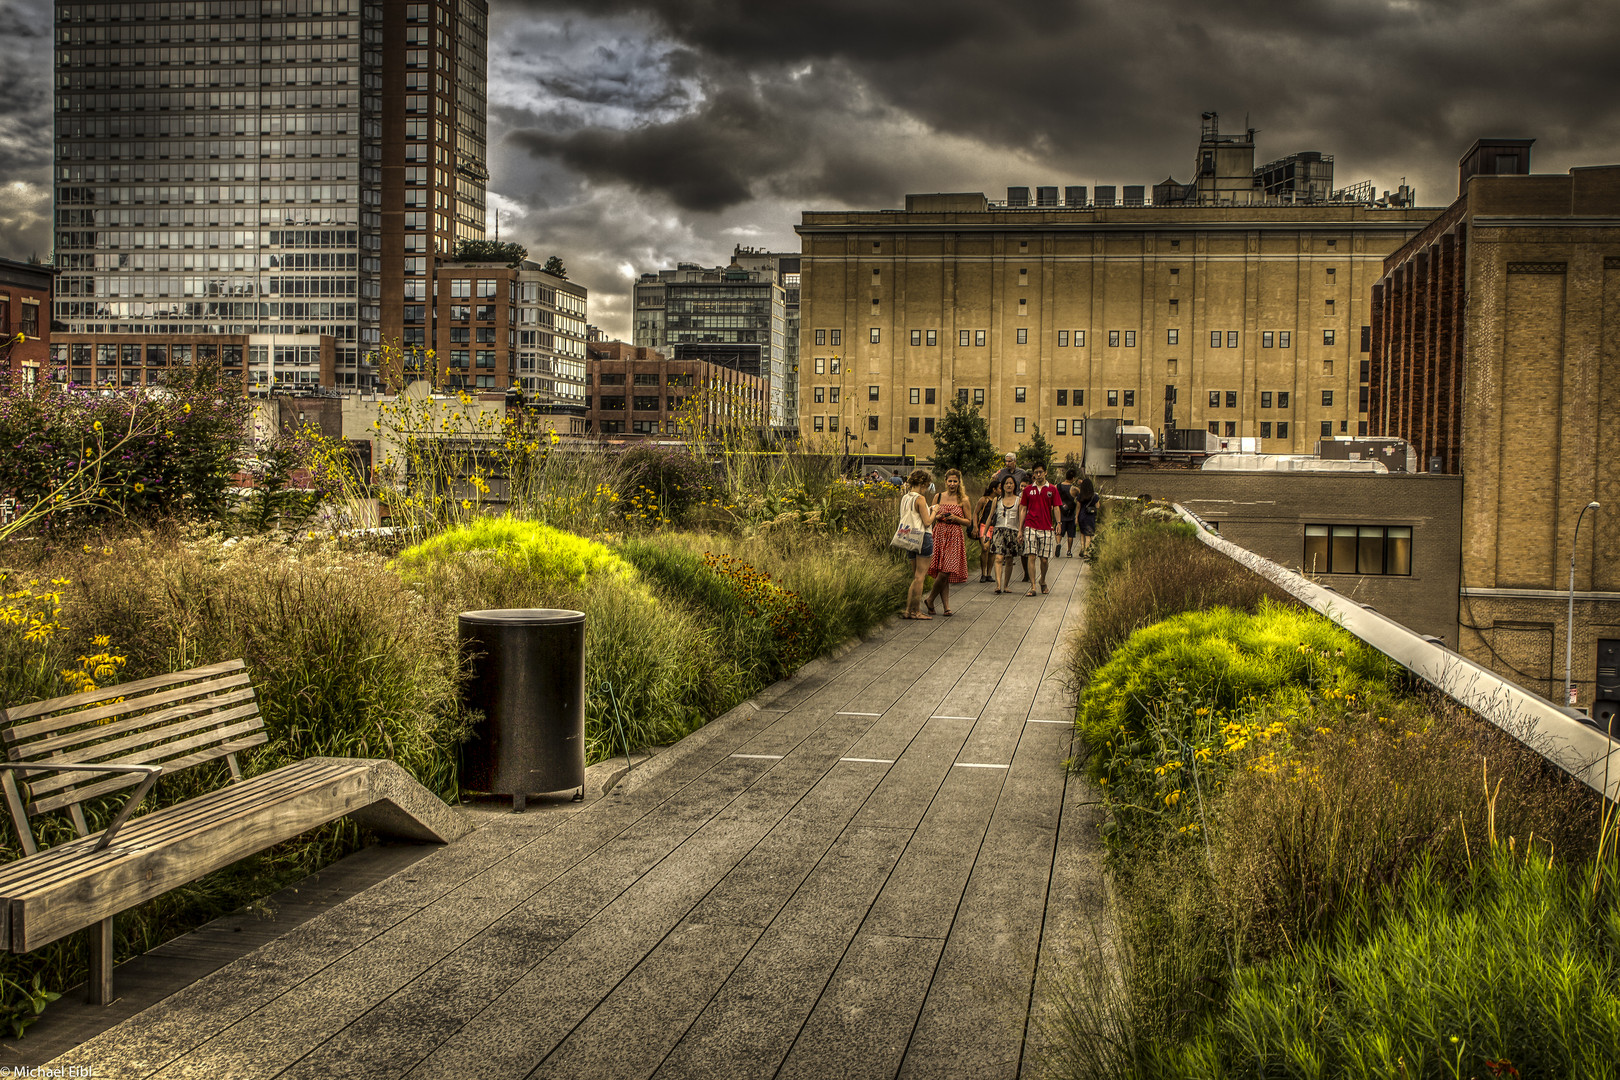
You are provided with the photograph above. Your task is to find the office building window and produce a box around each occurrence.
[1326,299,1335,314]
[909,417,920,433]
[1123,390,1135,407]
[1323,329,1335,346]
[1260,421,1272,438]
[1109,330,1120,347]
[1226,391,1237,408]
[1017,328,1028,344]
[1210,331,1222,348]
[1209,390,1221,407]
[911,330,922,346]
[974,388,985,406]
[910,388,920,404]
[959,330,971,347]
[1280,332,1291,348]
[925,388,936,405]
[1058,331,1069,347]
[1014,417,1026,433]
[1341,420,1349,433]
[1169,298,1179,314]
[870,328,881,344]
[1278,391,1290,408]
[869,385,880,401]
[1056,420,1067,435]
[830,357,841,374]
[1361,326,1372,352]
[813,387,825,403]
[1107,390,1119,407]
[1208,421,1219,434]
[1322,390,1334,407]
[924,418,936,434]
[1073,389,1084,406]
[1320,420,1333,436]
[1227,331,1239,349]
[1358,420,1369,436]
[1304,525,1412,576]
[830,387,841,403]
[975,331,986,347]
[1057,390,1068,406]
[927,330,938,346]
[959,389,969,404]
[1261,392,1273,408]
[1167,329,1178,345]
[831,330,841,346]
[1225,422,1236,437]
[815,329,826,346]
[1015,386,1026,403]
[1263,331,1274,348]
[815,357,825,375]
[868,415,879,431]
[1074,331,1085,347]
[1125,331,1136,347]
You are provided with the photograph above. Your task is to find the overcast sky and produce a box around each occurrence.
[3,0,1618,338]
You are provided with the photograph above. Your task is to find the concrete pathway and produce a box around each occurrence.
[48,556,1106,1079]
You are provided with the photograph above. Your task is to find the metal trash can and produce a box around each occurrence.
[458,608,585,810]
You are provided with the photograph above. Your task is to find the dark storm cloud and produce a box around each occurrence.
[0,0,57,260]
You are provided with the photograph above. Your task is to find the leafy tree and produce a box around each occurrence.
[542,255,568,279]
[453,239,527,267]
[1016,423,1055,474]
[931,398,999,476]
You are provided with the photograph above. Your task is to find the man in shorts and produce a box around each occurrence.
[1017,463,1062,595]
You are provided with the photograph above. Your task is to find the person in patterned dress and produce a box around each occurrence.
[925,469,971,616]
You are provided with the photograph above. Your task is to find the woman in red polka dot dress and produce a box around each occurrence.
[925,469,971,616]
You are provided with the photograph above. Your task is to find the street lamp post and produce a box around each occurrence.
[1566,500,1602,708]
[902,436,914,471]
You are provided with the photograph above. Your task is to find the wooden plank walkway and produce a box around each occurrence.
[43,555,1106,1079]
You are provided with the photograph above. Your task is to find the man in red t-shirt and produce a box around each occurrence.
[1017,464,1062,595]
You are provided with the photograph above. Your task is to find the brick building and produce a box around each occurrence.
[1107,468,1463,645]
[586,340,766,440]
[0,258,52,383]
[49,332,335,389]
[1369,141,1620,715]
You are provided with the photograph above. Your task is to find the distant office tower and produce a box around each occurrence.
[633,260,790,428]
[729,246,800,426]
[51,0,489,391]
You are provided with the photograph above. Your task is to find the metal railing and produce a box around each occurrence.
[1173,504,1620,803]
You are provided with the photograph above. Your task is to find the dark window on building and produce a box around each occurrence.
[1260,421,1272,438]
[909,417,919,433]
[958,389,969,404]
[1322,390,1334,407]
[868,415,879,431]
[1107,390,1119,407]
[600,395,625,410]
[1278,422,1289,439]
[634,395,659,410]
[1014,417,1026,433]
[1278,391,1290,408]
[1323,329,1335,346]
[1224,421,1236,437]
[1304,524,1411,576]
[1207,421,1219,435]
[1359,387,1369,413]
[1209,391,1222,408]
[925,388,936,405]
[1073,389,1084,406]
[1167,329,1178,345]
[1226,391,1237,408]
[1321,420,1333,436]
[1124,390,1136,407]
[1361,325,1371,352]
[1057,390,1068,406]
[924,417,935,434]
[1358,420,1369,436]
[1015,387,1027,403]
[869,385,880,401]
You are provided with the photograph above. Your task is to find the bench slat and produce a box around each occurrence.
[1,660,247,729]
[27,732,269,816]
[0,761,368,894]
[5,762,380,952]
[22,709,266,802]
[5,675,255,755]
[16,688,259,763]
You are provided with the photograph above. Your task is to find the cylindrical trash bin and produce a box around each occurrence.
[458,608,585,810]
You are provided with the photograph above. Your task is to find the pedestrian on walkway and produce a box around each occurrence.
[1077,472,1099,556]
[990,473,1023,594]
[924,468,971,616]
[1018,464,1061,595]
[989,452,1032,582]
[974,482,997,582]
[899,469,936,619]
[1057,468,1081,557]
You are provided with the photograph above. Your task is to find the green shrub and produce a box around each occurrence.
[617,445,716,526]
[392,516,639,593]
[1077,600,1390,751]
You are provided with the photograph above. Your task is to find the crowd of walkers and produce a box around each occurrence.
[894,452,1099,620]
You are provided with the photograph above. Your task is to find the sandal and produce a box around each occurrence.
[993,589,1003,595]
[941,608,954,617]
[1041,585,1049,594]
[1025,590,1038,597]
[923,600,936,616]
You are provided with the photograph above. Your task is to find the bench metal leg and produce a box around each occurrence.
[88,916,114,1006]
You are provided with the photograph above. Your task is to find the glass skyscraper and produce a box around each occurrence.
[51,0,489,390]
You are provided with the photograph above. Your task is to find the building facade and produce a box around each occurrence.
[49,332,335,389]
[633,261,789,428]
[586,340,767,439]
[0,258,52,383]
[796,197,1436,457]
[1369,144,1620,717]
[730,247,801,429]
[51,0,489,391]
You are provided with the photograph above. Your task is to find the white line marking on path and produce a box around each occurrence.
[930,715,979,721]
[836,711,883,717]
[1025,719,1073,725]
[730,753,785,760]
[840,757,896,764]
[954,762,1010,769]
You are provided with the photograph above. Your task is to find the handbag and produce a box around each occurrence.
[891,491,925,553]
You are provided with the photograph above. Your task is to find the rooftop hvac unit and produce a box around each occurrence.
[1036,186,1058,207]
[1094,185,1116,207]
[1065,186,1087,207]
[1123,185,1145,206]
[1007,186,1030,207]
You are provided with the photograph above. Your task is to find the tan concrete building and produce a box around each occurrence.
[1370,143,1620,721]
[796,196,1437,459]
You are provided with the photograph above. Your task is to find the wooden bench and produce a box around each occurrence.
[0,659,469,1005]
